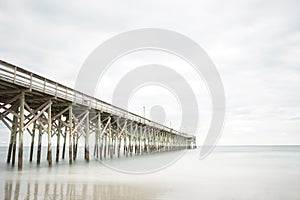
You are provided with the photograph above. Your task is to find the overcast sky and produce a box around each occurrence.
[0,0,299,145]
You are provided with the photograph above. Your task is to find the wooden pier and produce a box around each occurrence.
[0,60,196,170]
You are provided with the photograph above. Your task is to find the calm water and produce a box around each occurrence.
[0,146,300,200]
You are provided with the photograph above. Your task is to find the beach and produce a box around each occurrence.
[1,146,299,199]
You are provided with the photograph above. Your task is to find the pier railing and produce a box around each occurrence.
[0,60,191,138]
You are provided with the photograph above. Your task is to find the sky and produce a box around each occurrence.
[0,0,300,146]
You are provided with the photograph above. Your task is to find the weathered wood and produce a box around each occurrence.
[62,126,67,160]
[113,135,116,155]
[18,91,25,170]
[99,135,103,160]
[109,121,113,159]
[117,136,121,158]
[94,113,101,159]
[6,114,17,164]
[125,135,128,157]
[68,106,73,164]
[0,61,196,170]
[11,115,18,166]
[56,122,61,163]
[85,111,89,161]
[37,125,42,165]
[73,132,76,161]
[23,101,51,131]
[123,136,126,156]
[29,123,36,162]
[104,134,107,159]
[94,133,98,158]
[129,135,132,157]
[75,136,78,160]
[6,130,13,164]
[47,102,52,166]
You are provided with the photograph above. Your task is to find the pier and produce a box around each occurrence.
[0,60,196,170]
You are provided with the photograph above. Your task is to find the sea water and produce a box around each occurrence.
[0,146,299,200]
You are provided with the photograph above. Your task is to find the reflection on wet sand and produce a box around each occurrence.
[4,180,161,200]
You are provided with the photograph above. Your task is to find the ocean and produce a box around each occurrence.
[0,146,299,200]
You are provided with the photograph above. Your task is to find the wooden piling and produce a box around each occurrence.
[107,135,110,158]
[73,132,76,161]
[85,111,89,161]
[29,123,36,162]
[68,106,73,164]
[94,130,99,158]
[129,135,132,157]
[134,137,137,155]
[123,135,126,156]
[137,138,139,155]
[104,134,107,158]
[62,126,67,160]
[47,102,52,166]
[113,135,116,155]
[117,136,121,158]
[74,135,78,160]
[125,135,129,157]
[18,91,25,170]
[95,113,101,159]
[140,137,142,155]
[7,115,17,164]
[6,129,13,164]
[144,138,148,153]
[12,126,17,166]
[37,125,42,165]
[100,135,103,160]
[109,121,113,159]
[56,123,61,163]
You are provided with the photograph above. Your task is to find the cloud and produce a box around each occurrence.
[0,0,299,145]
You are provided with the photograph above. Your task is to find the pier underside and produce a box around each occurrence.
[0,60,196,170]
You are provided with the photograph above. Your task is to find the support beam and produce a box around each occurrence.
[117,136,121,158]
[9,115,18,166]
[29,123,36,162]
[56,121,61,163]
[6,130,13,164]
[68,106,73,164]
[129,135,132,157]
[7,114,17,164]
[123,135,126,157]
[12,129,17,167]
[73,131,76,161]
[47,101,52,166]
[74,134,79,161]
[23,101,51,131]
[0,61,196,170]
[113,134,116,155]
[130,123,134,156]
[94,112,101,159]
[85,111,89,161]
[100,135,103,160]
[104,134,107,159]
[109,120,113,159]
[37,125,42,165]
[125,135,128,157]
[62,126,67,160]
[18,91,25,170]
